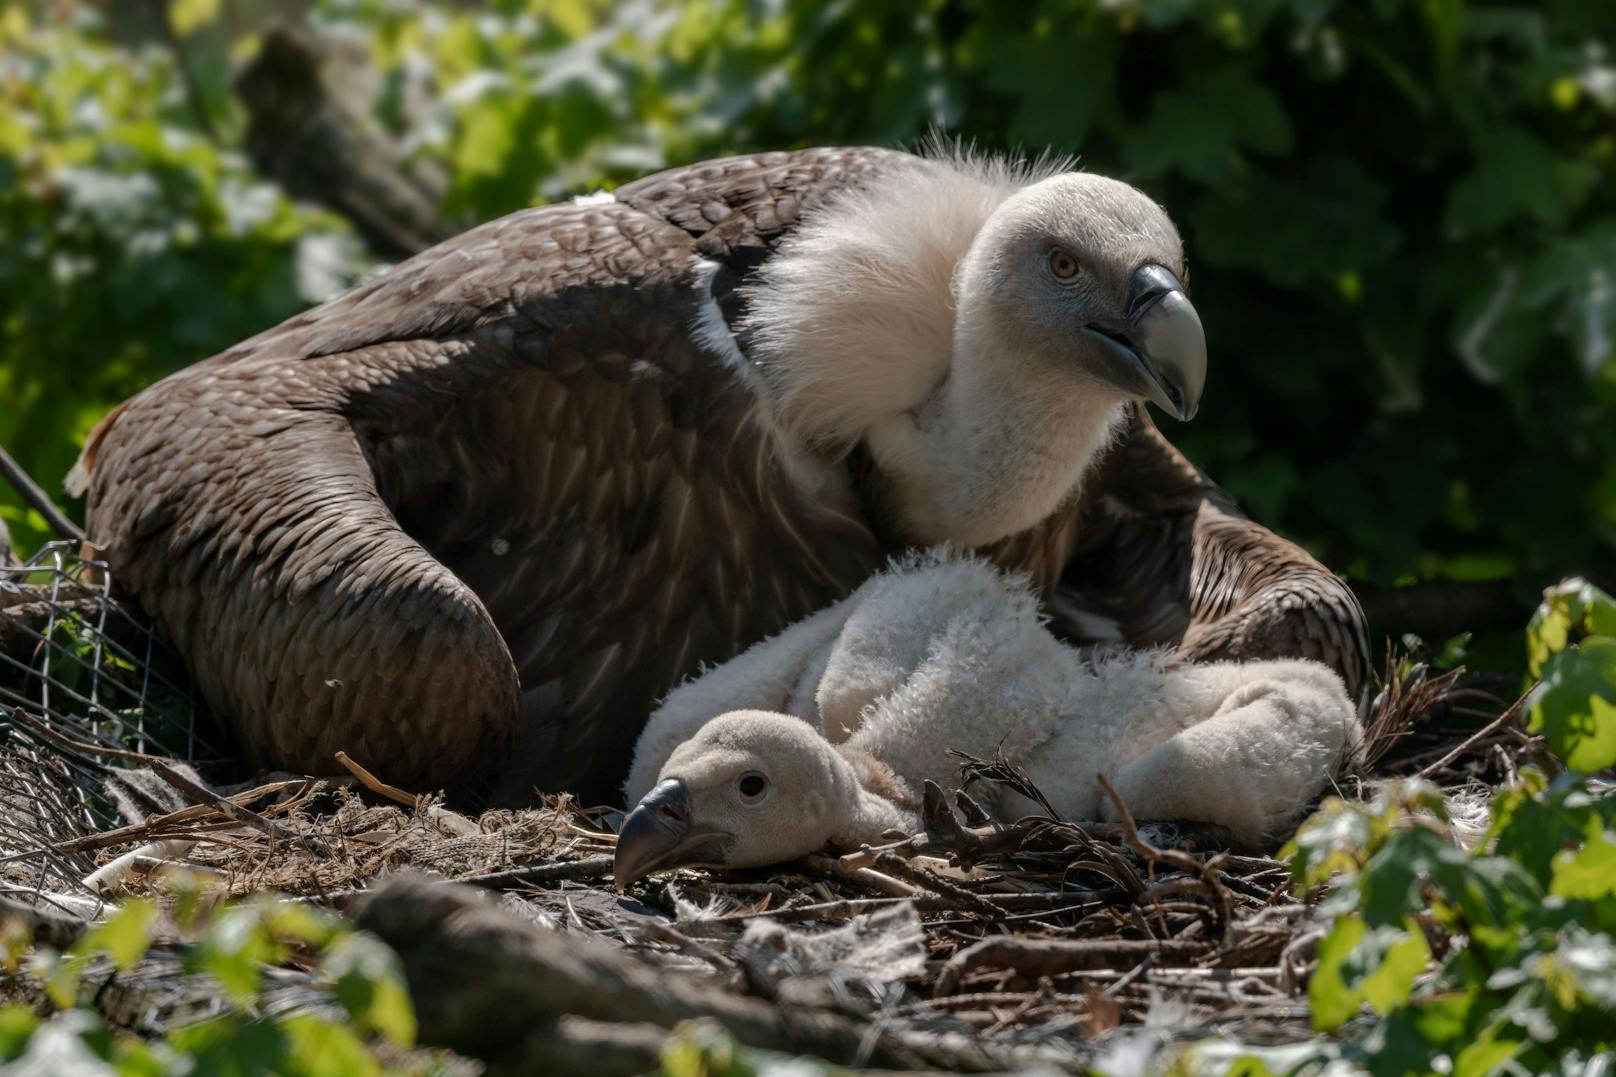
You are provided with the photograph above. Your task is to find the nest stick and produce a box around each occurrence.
[1096,772,1233,934]
[0,442,85,544]
[334,750,419,807]
[1415,692,1528,780]
[9,707,304,849]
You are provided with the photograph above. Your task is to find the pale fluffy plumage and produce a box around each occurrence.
[626,555,1358,859]
[738,149,1185,546]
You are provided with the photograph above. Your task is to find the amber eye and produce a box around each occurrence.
[737,772,768,803]
[1049,250,1080,280]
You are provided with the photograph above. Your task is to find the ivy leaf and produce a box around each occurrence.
[169,0,221,37]
[1551,831,1616,900]
[191,905,283,1004]
[1453,1033,1523,1077]
[1188,158,1399,288]
[280,1015,382,1077]
[0,1007,39,1062]
[1362,922,1433,1014]
[974,21,1116,150]
[1444,125,1596,237]
[1527,639,1616,773]
[1551,927,1616,1012]
[322,933,417,1048]
[1456,226,1616,384]
[1309,915,1430,1031]
[1125,63,1293,184]
[1282,797,1375,890]
[72,898,157,972]
[1528,579,1616,677]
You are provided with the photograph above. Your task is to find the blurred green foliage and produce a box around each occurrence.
[4,887,421,1074]
[2,0,1613,604]
[1242,579,1616,1076]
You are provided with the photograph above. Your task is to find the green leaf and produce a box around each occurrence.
[1286,792,1376,886]
[1527,578,1616,677]
[1453,1033,1521,1077]
[168,1015,291,1074]
[0,1006,39,1061]
[169,0,220,37]
[1309,914,1367,1031]
[191,905,282,1004]
[322,932,416,1048]
[1551,925,1616,1011]
[280,1015,382,1077]
[1552,831,1616,900]
[73,898,157,972]
[1125,63,1293,184]
[1189,158,1400,288]
[1362,923,1432,1014]
[1526,640,1616,772]
[1444,125,1596,237]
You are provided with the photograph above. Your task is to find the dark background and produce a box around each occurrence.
[4,0,1613,672]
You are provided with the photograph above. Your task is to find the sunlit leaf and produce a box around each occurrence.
[1527,579,1616,676]
[323,932,416,1047]
[1551,831,1616,900]
[1526,640,1616,772]
[73,898,157,972]
[0,1007,39,1061]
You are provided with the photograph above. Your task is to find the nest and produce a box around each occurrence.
[0,545,1533,1072]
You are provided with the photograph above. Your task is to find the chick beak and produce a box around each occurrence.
[1083,263,1206,421]
[613,778,731,889]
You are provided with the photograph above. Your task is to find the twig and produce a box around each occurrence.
[801,854,919,898]
[935,936,1206,995]
[1096,773,1233,934]
[144,0,218,142]
[1416,693,1527,780]
[8,707,303,849]
[840,781,1026,872]
[50,779,309,854]
[869,850,1003,919]
[334,750,418,807]
[454,854,617,890]
[0,443,85,543]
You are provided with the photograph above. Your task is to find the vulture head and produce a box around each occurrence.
[745,158,1205,547]
[613,709,911,886]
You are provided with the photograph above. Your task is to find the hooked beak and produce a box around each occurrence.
[613,778,732,889]
[1083,263,1206,421]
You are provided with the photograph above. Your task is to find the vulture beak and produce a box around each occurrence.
[613,778,732,888]
[1083,263,1206,421]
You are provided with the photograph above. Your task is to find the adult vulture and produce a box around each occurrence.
[70,147,1369,805]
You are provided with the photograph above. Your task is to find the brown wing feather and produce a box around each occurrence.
[1009,406,1372,696]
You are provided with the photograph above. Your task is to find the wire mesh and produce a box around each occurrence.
[0,541,231,921]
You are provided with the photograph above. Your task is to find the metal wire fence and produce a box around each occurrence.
[0,541,230,921]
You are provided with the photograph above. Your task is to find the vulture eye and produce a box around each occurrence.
[1049,250,1080,281]
[737,772,768,803]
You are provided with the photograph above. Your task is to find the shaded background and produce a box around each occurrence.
[2,0,1613,672]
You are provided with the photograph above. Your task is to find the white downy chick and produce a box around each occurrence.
[615,556,1356,885]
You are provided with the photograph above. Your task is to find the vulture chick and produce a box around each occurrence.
[615,557,1356,883]
[71,147,1366,803]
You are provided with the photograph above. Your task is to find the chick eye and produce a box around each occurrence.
[1049,249,1080,280]
[737,772,768,803]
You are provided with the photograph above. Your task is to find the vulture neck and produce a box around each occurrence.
[829,743,919,846]
[866,325,1126,548]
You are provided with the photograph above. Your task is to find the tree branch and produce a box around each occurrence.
[0,442,85,544]
[234,25,455,261]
